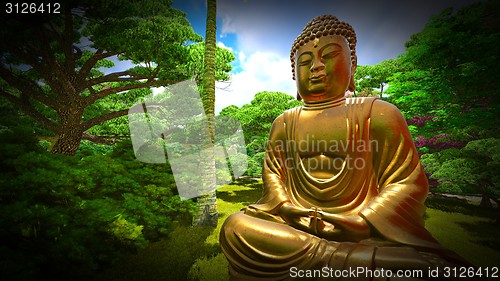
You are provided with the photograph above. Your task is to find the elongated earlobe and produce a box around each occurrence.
[348,64,356,92]
[297,92,302,101]
[348,75,356,92]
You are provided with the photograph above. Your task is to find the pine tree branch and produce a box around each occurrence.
[82,132,128,145]
[63,7,76,71]
[36,27,79,102]
[0,65,58,109]
[78,49,122,80]
[86,71,150,87]
[0,89,59,133]
[81,109,129,131]
[84,78,171,105]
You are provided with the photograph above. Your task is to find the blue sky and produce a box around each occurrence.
[169,0,482,113]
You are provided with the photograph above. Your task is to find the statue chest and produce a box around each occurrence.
[293,108,350,179]
[295,108,348,158]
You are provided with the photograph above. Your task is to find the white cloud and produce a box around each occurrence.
[215,51,296,114]
[238,51,246,62]
[217,41,233,52]
[218,1,304,55]
[220,14,237,36]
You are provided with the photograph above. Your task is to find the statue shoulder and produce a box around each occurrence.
[268,106,301,142]
[371,99,403,119]
[272,112,285,127]
[268,112,287,142]
[370,99,408,139]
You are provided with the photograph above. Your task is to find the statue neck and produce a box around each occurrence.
[302,96,346,110]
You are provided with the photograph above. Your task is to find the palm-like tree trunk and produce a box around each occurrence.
[193,0,218,226]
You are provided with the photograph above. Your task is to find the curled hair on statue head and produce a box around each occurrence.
[290,15,357,82]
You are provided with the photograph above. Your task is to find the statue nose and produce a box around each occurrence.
[310,58,325,72]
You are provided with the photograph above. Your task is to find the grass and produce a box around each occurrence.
[425,208,500,267]
[188,178,262,281]
[97,179,500,280]
[95,225,220,281]
[95,178,261,281]
[204,178,262,245]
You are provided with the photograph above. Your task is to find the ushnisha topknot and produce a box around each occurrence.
[290,15,357,80]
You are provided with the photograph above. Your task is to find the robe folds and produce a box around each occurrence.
[220,97,470,280]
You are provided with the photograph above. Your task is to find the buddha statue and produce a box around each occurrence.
[220,15,471,280]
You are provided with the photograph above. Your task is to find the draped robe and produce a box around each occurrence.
[220,97,469,280]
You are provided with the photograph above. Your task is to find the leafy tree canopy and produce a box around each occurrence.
[378,0,499,155]
[219,91,301,177]
[220,91,302,149]
[0,0,234,155]
[354,58,399,96]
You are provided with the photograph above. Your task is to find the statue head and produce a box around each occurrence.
[290,15,357,101]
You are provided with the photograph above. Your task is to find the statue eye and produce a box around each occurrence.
[298,54,312,66]
[322,51,338,59]
[298,59,311,66]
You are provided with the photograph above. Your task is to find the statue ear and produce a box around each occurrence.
[348,65,356,92]
[296,92,302,101]
[348,75,356,92]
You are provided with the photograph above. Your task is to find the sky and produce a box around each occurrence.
[168,0,483,113]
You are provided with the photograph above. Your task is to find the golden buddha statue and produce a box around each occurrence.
[220,15,470,280]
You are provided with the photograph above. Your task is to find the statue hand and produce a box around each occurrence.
[317,213,370,242]
[279,202,317,234]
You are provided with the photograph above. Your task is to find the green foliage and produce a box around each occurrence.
[421,138,500,198]
[111,214,146,244]
[386,69,449,118]
[385,1,498,139]
[181,42,235,83]
[226,152,249,179]
[404,2,499,99]
[221,91,301,146]
[0,100,42,162]
[378,2,499,200]
[219,91,301,176]
[0,0,237,156]
[96,226,220,281]
[84,0,201,69]
[0,114,196,281]
[78,140,116,156]
[354,58,398,96]
[188,253,229,281]
[246,152,266,177]
[85,88,153,137]
[215,155,232,184]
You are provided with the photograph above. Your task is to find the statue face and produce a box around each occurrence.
[295,35,353,102]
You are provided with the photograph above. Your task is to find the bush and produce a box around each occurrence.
[0,127,196,280]
[245,152,265,177]
[421,138,500,199]
[188,253,229,281]
[96,226,220,281]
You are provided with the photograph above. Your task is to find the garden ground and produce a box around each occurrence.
[97,178,500,281]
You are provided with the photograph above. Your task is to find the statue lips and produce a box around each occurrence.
[310,74,326,83]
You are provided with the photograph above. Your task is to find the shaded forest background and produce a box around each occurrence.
[0,0,498,280]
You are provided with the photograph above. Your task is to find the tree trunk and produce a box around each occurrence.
[480,194,493,208]
[51,130,83,156]
[51,108,83,156]
[193,0,218,227]
[193,149,218,226]
[472,181,498,208]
